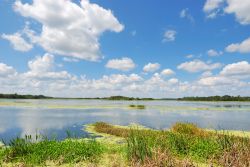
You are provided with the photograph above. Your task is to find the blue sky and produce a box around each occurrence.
[0,0,250,98]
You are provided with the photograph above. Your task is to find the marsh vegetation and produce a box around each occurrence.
[129,104,146,109]
[0,135,103,166]
[93,122,250,166]
[1,122,249,166]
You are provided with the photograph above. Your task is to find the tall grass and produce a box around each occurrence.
[93,122,250,166]
[0,135,104,165]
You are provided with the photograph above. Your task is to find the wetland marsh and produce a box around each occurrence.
[1,99,250,143]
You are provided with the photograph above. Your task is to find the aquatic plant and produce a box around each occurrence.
[129,104,146,109]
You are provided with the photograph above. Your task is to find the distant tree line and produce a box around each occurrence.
[104,96,155,101]
[0,93,52,99]
[1,93,249,101]
[178,95,250,101]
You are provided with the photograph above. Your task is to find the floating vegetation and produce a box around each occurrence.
[129,104,146,109]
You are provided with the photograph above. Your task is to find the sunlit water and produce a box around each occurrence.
[0,99,250,143]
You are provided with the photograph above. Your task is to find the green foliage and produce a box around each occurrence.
[189,137,220,160]
[1,136,104,165]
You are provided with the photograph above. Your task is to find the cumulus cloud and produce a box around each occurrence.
[161,69,175,76]
[198,76,235,86]
[0,63,16,77]
[28,53,54,73]
[225,37,250,53]
[203,0,250,24]
[220,61,250,78]
[163,30,177,42]
[23,53,72,80]
[14,0,124,61]
[1,55,250,98]
[105,57,136,71]
[203,0,224,18]
[224,0,250,25]
[177,60,222,73]
[180,8,195,23]
[143,63,161,73]
[207,49,223,56]
[1,32,33,52]
[203,0,224,12]
[197,61,250,90]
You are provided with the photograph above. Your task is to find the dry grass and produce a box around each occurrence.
[131,148,196,167]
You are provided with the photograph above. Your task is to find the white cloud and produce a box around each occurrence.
[163,30,177,42]
[168,78,179,84]
[225,37,250,53]
[161,69,175,76]
[220,61,250,78]
[177,59,222,73]
[198,76,235,86]
[201,71,213,77]
[180,8,195,23]
[1,56,250,98]
[14,0,124,61]
[207,49,223,56]
[1,32,33,52]
[203,0,225,19]
[23,53,72,80]
[197,61,250,88]
[63,57,79,63]
[203,0,224,13]
[105,57,136,71]
[0,63,16,76]
[224,0,250,25]
[203,0,250,24]
[28,53,54,73]
[143,63,161,72]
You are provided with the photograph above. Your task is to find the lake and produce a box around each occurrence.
[0,99,250,143]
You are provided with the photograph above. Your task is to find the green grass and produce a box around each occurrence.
[0,135,104,165]
[92,122,250,166]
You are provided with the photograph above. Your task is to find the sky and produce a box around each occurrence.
[0,0,250,98]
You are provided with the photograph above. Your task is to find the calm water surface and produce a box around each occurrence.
[0,99,250,143]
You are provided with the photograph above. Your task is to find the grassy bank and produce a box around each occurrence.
[91,122,250,166]
[1,123,250,166]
